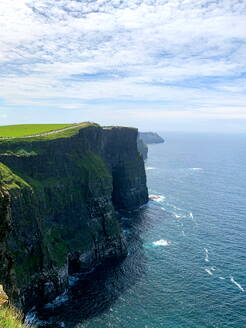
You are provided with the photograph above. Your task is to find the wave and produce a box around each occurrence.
[152,239,172,247]
[68,275,80,286]
[230,276,244,292]
[146,167,156,171]
[204,248,209,262]
[205,268,213,276]
[189,168,203,171]
[149,194,165,203]
[219,276,225,280]
[189,212,194,219]
[44,293,69,310]
[173,213,183,219]
[182,230,185,236]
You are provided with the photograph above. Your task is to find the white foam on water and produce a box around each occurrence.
[25,311,38,325]
[149,194,165,203]
[204,248,209,262]
[230,276,244,292]
[205,268,213,276]
[189,212,194,219]
[152,239,171,247]
[189,168,203,171]
[68,275,80,286]
[44,293,69,309]
[182,230,185,236]
[146,167,156,171]
[174,213,183,219]
[219,276,225,280]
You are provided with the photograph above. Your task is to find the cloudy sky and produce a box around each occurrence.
[0,0,246,132]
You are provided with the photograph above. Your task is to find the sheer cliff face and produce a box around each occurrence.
[0,125,148,310]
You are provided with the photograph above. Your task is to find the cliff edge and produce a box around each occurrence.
[139,132,164,144]
[0,123,148,311]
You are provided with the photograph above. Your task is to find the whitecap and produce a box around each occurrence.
[149,194,165,202]
[146,167,156,171]
[204,248,209,262]
[189,168,203,171]
[189,212,194,219]
[182,230,185,236]
[219,276,225,280]
[205,268,213,276]
[152,239,172,247]
[230,276,244,292]
[174,213,183,219]
[44,293,69,309]
[25,310,38,325]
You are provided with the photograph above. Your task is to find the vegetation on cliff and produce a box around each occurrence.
[0,123,148,312]
[0,124,72,138]
[0,305,30,328]
[0,122,99,145]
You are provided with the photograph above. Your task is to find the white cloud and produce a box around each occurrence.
[0,0,246,124]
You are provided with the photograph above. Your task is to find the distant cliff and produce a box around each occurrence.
[137,132,164,160]
[0,124,148,311]
[139,132,164,144]
[137,137,148,160]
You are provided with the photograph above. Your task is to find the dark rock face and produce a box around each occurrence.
[137,137,148,160]
[0,187,14,298]
[139,132,164,144]
[0,125,148,311]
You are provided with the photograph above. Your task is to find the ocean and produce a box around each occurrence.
[37,132,246,328]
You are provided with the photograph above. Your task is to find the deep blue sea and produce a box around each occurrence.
[38,132,246,328]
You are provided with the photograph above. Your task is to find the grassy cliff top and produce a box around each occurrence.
[0,124,73,138]
[0,122,99,144]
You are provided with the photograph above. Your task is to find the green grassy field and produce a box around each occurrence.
[0,124,72,138]
[0,122,99,146]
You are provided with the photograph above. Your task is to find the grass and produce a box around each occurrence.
[0,124,72,138]
[0,163,31,191]
[0,122,99,144]
[0,305,31,328]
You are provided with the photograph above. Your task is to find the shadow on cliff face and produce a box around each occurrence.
[36,206,151,328]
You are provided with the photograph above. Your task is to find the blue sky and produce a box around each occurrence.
[0,0,246,132]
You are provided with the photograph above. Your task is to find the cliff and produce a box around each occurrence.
[0,124,148,312]
[137,137,148,160]
[139,132,164,144]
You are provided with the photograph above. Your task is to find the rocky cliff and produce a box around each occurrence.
[139,132,164,144]
[0,124,148,312]
[137,137,148,160]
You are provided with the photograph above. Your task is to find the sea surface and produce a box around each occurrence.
[38,132,246,328]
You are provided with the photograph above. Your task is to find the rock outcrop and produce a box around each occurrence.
[139,132,164,144]
[0,124,148,311]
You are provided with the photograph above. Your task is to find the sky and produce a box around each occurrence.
[0,0,246,132]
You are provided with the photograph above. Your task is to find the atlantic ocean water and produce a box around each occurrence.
[38,132,246,328]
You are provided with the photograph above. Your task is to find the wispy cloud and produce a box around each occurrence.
[0,0,246,128]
